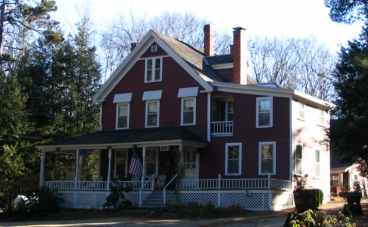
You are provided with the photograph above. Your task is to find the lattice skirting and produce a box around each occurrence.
[57,190,293,211]
[175,190,273,211]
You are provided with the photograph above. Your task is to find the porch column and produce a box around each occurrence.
[39,151,45,188]
[179,144,184,172]
[74,149,80,189]
[207,93,211,142]
[141,146,146,184]
[107,147,112,190]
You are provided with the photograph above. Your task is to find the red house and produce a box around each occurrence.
[38,25,332,211]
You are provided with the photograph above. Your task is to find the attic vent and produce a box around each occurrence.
[150,44,158,53]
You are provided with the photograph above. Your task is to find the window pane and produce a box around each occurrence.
[259,99,271,112]
[228,146,239,159]
[228,160,239,174]
[259,112,270,126]
[154,58,161,81]
[146,59,153,81]
[148,102,158,113]
[79,149,102,181]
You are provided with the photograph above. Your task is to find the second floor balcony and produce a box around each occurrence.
[211,96,234,137]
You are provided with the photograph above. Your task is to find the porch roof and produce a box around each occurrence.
[38,127,207,151]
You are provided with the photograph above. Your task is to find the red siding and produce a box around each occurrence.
[102,49,207,140]
[200,93,290,179]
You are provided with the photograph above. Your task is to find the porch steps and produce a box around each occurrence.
[142,191,176,208]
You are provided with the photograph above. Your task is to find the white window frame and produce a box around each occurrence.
[256,97,273,128]
[144,57,163,83]
[258,141,276,175]
[180,97,196,126]
[294,144,303,176]
[225,143,242,176]
[115,102,130,130]
[145,100,160,128]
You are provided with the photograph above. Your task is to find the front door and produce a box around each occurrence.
[183,150,199,178]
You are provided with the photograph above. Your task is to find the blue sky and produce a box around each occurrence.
[52,0,363,52]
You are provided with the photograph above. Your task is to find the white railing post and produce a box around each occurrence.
[217,174,221,208]
[107,147,112,191]
[267,174,271,189]
[39,151,45,188]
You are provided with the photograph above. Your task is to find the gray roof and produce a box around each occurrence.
[44,127,206,146]
[154,31,232,82]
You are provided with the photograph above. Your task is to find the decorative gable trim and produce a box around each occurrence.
[93,30,213,104]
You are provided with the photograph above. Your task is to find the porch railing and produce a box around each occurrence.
[211,121,233,136]
[176,176,292,191]
[45,179,153,192]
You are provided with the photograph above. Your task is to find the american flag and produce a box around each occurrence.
[129,152,142,177]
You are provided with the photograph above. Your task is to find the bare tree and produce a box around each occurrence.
[100,12,234,78]
[248,37,336,100]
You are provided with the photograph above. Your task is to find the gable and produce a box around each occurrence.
[93,30,213,103]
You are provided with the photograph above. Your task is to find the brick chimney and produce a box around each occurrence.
[232,27,248,84]
[203,24,213,56]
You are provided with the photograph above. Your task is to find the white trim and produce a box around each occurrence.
[177,87,199,98]
[115,102,130,130]
[145,100,160,128]
[93,30,213,103]
[142,90,162,101]
[256,97,273,128]
[144,57,163,83]
[180,97,196,126]
[225,143,242,176]
[258,141,276,175]
[211,81,333,110]
[212,63,233,70]
[98,105,102,131]
[138,55,169,60]
[207,93,211,142]
[113,93,132,103]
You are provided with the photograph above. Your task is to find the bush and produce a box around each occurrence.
[12,188,62,218]
[103,182,132,209]
[284,209,354,227]
[294,189,323,213]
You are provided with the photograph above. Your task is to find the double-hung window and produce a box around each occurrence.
[256,97,273,128]
[294,145,303,175]
[259,141,276,175]
[225,143,242,176]
[113,93,132,129]
[145,100,160,128]
[181,97,196,125]
[143,90,162,128]
[145,57,162,83]
[178,87,198,126]
[116,103,130,129]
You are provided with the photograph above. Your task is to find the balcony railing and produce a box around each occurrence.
[211,121,233,136]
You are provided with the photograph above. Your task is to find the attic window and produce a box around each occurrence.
[145,57,162,83]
